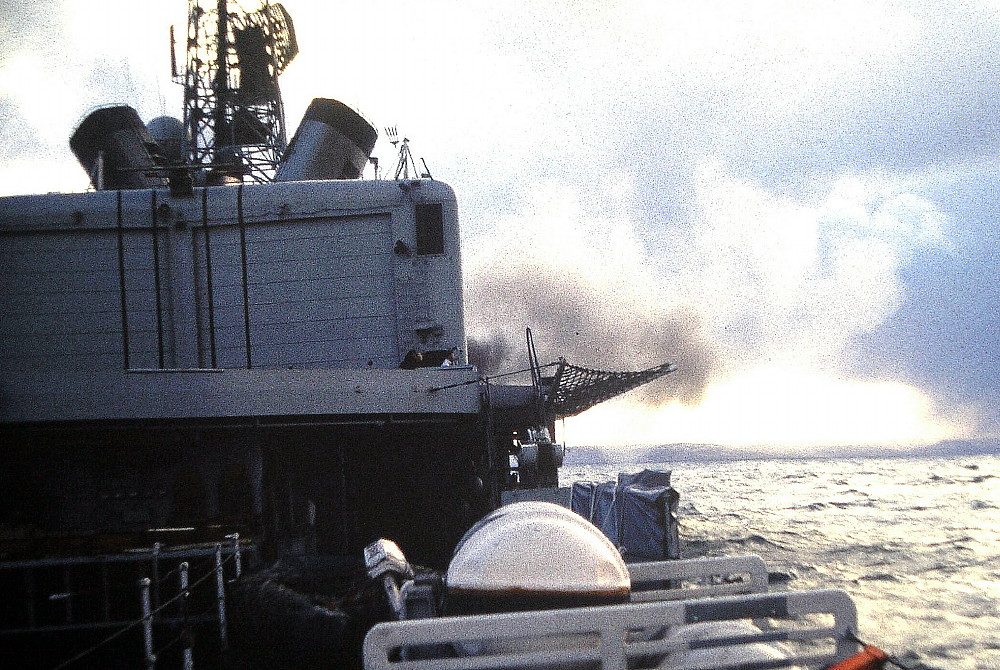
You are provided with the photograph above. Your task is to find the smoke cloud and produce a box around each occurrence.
[465,270,714,405]
[463,175,716,406]
[461,157,967,443]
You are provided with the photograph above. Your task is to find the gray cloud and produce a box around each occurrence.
[0,96,45,162]
[465,267,715,405]
[0,0,68,67]
[848,170,1000,433]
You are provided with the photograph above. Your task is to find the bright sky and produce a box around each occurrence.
[2,0,998,449]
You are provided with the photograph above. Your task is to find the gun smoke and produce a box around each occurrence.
[464,268,715,405]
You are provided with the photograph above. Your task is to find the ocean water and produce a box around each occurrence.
[560,453,1000,670]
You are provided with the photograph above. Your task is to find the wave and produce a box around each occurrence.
[728,533,787,550]
[589,453,1000,669]
[857,572,901,582]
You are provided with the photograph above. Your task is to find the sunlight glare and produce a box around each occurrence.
[563,365,963,450]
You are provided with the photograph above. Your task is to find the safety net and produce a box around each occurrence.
[544,359,676,418]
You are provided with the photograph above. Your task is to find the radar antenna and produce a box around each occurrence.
[174,0,298,183]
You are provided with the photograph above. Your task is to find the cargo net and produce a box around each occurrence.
[544,358,676,418]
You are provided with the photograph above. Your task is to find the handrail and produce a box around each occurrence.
[0,536,253,670]
[364,588,859,670]
[629,555,769,602]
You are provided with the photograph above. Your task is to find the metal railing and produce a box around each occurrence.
[364,587,859,670]
[628,555,770,603]
[0,534,253,670]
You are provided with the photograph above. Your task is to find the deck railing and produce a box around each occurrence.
[0,534,254,669]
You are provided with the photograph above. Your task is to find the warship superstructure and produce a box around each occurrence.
[0,2,676,667]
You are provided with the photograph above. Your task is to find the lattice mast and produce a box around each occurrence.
[175,0,297,182]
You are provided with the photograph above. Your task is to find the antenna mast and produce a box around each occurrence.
[385,126,431,180]
[176,0,298,183]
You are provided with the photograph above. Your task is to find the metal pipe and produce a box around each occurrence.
[213,0,230,154]
[151,542,162,609]
[179,562,193,670]
[151,190,166,368]
[170,25,178,79]
[237,184,252,368]
[116,190,131,369]
[0,543,252,569]
[180,0,197,164]
[1,416,468,439]
[140,577,156,670]
[226,533,242,580]
[201,187,218,367]
[214,544,228,650]
[95,150,105,190]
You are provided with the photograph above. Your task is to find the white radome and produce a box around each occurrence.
[446,502,630,596]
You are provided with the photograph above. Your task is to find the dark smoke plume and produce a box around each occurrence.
[466,332,513,377]
[465,268,715,404]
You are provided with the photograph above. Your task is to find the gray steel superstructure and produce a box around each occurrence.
[0,176,494,565]
[0,169,515,670]
[0,154,678,670]
[0,4,678,666]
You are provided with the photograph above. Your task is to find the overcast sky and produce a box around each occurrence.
[2,0,998,449]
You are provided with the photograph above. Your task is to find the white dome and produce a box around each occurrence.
[146,116,185,162]
[446,502,630,597]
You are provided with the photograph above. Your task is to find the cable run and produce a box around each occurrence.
[49,551,240,670]
[427,361,559,393]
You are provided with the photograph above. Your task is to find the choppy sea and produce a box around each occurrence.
[559,453,1000,670]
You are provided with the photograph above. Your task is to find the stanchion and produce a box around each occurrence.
[214,544,228,651]
[179,562,193,670]
[151,542,162,609]
[227,533,242,580]
[139,577,156,670]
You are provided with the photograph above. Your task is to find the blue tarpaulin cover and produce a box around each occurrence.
[571,469,680,562]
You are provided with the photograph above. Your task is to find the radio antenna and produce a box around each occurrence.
[384,126,430,180]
